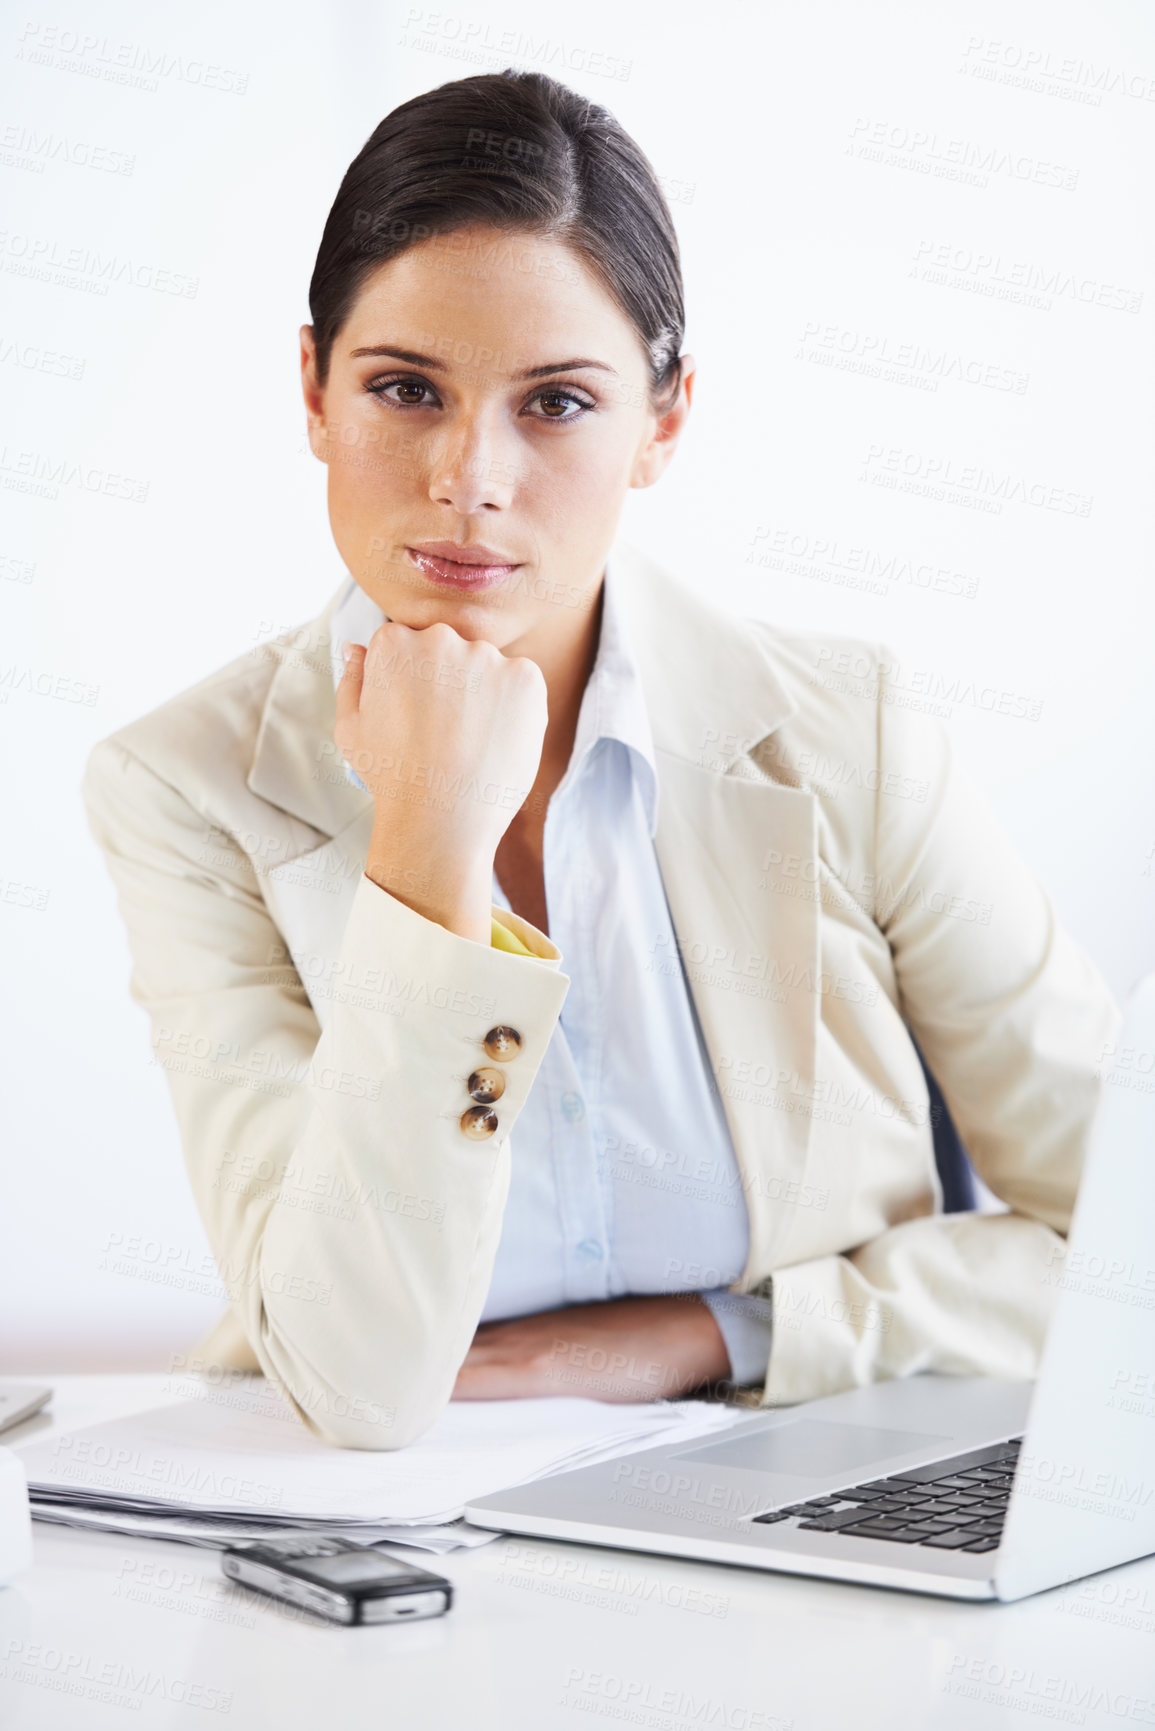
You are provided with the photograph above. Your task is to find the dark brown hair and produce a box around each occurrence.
[308,70,684,411]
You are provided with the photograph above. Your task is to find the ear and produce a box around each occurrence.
[630,354,696,490]
[300,325,330,465]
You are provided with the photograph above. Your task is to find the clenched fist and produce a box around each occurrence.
[335,617,548,941]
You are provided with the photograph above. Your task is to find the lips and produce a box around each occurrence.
[405,542,522,591]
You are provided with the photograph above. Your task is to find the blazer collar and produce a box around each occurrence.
[246,538,798,839]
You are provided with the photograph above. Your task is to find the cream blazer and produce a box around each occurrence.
[81,540,1121,1448]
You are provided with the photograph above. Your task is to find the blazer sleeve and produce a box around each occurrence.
[762,653,1123,1406]
[82,737,571,1449]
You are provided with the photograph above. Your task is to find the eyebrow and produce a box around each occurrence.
[347,345,619,380]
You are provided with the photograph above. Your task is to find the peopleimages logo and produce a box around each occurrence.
[47,1433,286,1510]
[943,1653,1155,1724]
[559,1668,793,1731]
[1016,1452,1153,1510]
[609,1457,766,1521]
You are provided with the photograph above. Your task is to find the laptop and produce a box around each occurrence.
[466,973,1155,1602]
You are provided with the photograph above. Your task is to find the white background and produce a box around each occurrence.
[3,0,1152,1369]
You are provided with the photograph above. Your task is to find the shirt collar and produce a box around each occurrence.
[329,553,659,836]
[558,555,658,835]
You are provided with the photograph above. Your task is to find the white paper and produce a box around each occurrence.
[29,1501,501,1554]
[16,1382,744,1527]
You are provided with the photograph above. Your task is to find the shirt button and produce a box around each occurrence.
[576,1240,604,1261]
[560,1090,585,1123]
[467,1066,506,1104]
[459,1106,499,1140]
[483,1025,523,1062]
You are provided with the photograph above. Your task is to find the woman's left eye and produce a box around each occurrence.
[526,389,594,422]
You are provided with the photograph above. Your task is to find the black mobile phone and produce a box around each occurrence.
[221,1535,453,1625]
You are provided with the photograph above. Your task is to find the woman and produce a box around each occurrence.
[82,70,1119,1450]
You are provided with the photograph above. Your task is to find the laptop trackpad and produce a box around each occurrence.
[672,1418,951,1477]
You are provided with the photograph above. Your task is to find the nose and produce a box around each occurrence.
[427,412,516,515]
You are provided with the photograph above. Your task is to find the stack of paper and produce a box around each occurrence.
[14,1377,744,1555]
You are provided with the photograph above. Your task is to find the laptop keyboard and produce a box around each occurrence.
[750,1436,1022,1554]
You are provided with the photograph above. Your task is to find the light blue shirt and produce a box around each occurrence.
[328,561,774,1384]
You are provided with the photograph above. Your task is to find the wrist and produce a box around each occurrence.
[364,824,494,943]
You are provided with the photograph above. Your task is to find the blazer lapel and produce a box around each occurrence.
[246,592,372,838]
[650,754,820,1274]
[245,589,375,1024]
[612,543,821,1274]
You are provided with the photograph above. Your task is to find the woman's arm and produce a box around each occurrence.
[761,653,1122,1405]
[451,1294,733,1400]
[82,737,570,1449]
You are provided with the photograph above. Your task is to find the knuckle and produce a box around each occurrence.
[499,653,532,685]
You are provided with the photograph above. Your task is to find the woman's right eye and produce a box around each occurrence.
[366,374,439,408]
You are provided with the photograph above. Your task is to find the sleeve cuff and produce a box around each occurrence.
[700,1285,775,1387]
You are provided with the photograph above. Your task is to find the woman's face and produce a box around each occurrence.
[299,223,693,647]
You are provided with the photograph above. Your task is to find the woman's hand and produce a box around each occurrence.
[451,1295,733,1402]
[335,619,548,939]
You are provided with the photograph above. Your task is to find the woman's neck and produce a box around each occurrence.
[506,575,605,828]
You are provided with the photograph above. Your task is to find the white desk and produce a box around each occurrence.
[2,1377,1154,1729]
